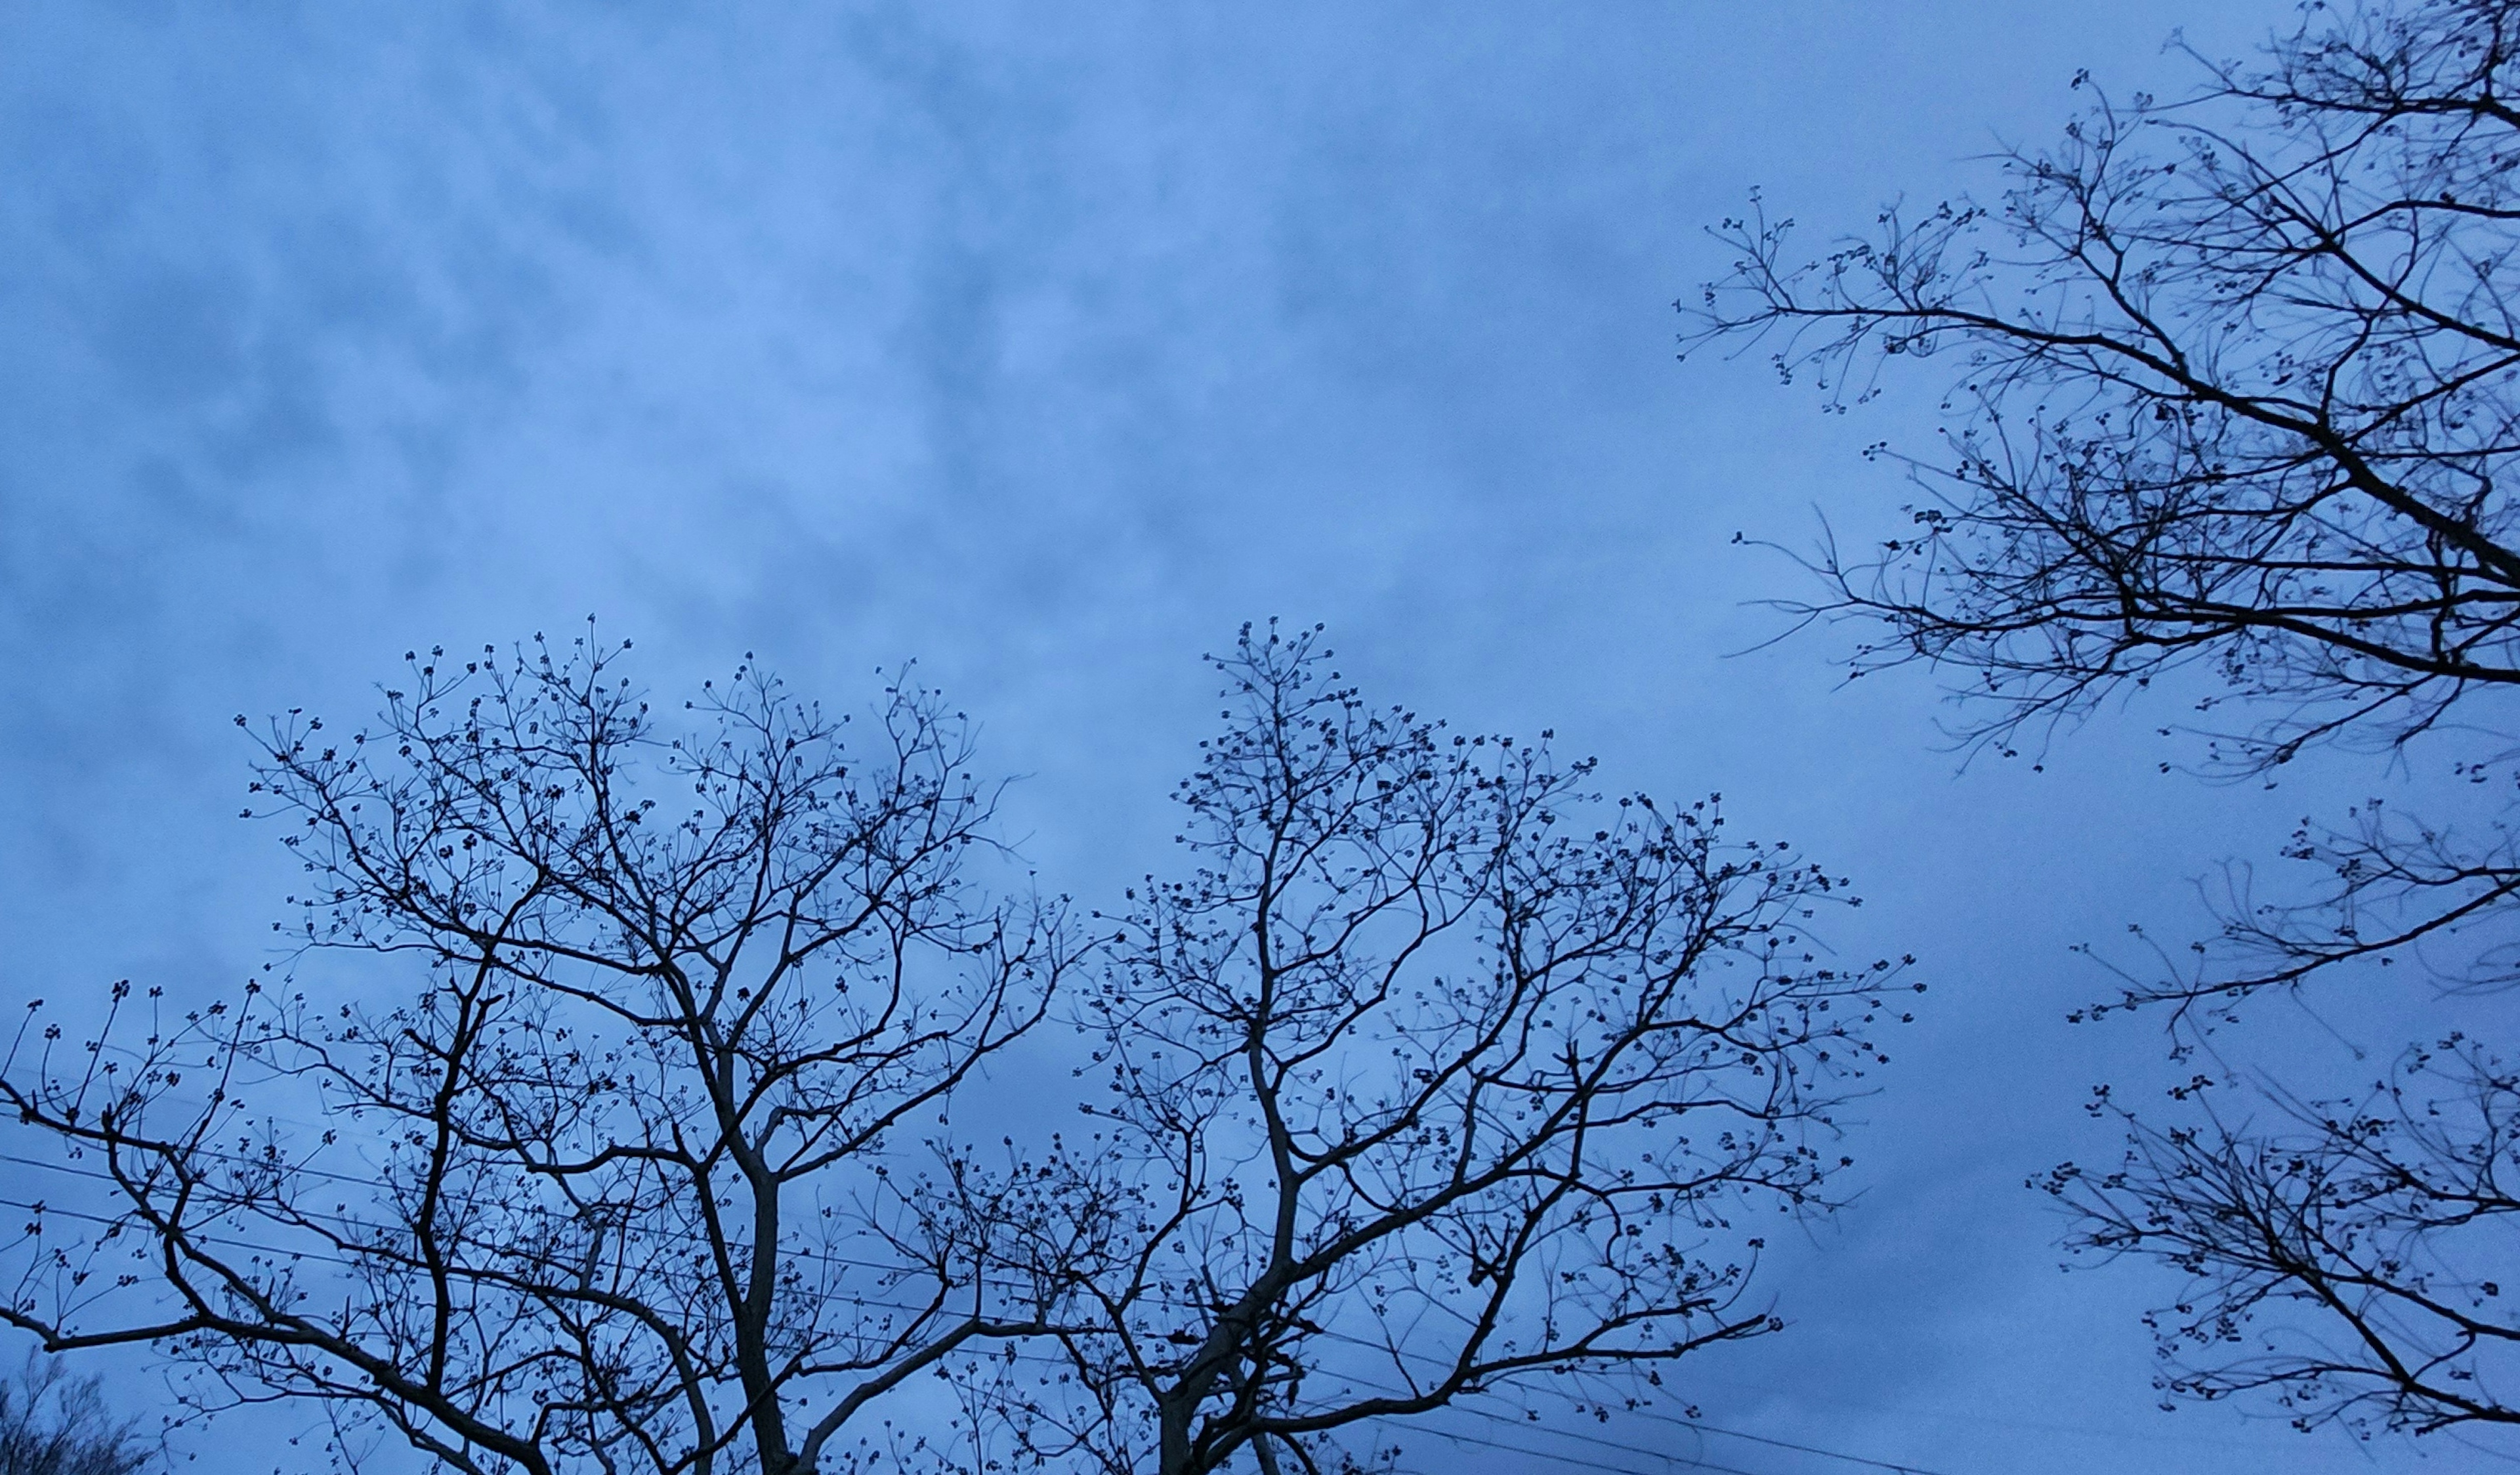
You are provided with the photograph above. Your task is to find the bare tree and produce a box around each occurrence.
[1686,0,2520,1440]
[0,634,1081,1475]
[988,625,1906,1475]
[0,1355,149,1475]
[2042,1037,2520,1432]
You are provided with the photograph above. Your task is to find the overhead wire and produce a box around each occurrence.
[5,1122,2302,1461]
[0,1148,1964,1475]
[1305,1342,1950,1475]
[1397,1420,1774,1475]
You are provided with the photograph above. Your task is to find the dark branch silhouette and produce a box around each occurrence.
[0,1355,150,1475]
[0,633,1081,1475]
[983,624,1906,1475]
[2046,1038,2520,1434]
[1689,0,2520,1439]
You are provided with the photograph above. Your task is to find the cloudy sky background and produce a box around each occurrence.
[5,3,2504,1471]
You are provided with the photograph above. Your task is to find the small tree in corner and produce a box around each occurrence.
[0,1354,149,1475]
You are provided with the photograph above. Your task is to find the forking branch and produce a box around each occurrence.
[1,631,1085,1475]
[1690,0,2520,1437]
[992,623,1908,1475]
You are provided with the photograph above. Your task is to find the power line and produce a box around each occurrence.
[1406,1420,1774,1475]
[10,1114,2288,1461]
[1314,1350,1952,1475]
[0,1192,1951,1475]
[0,1147,1962,1475]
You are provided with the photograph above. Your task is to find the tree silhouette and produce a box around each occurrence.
[1,634,1080,1475]
[0,1356,148,1475]
[1689,0,2520,1439]
[0,626,1898,1474]
[986,625,1905,1475]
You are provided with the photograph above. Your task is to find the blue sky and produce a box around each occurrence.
[7,3,2503,1472]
